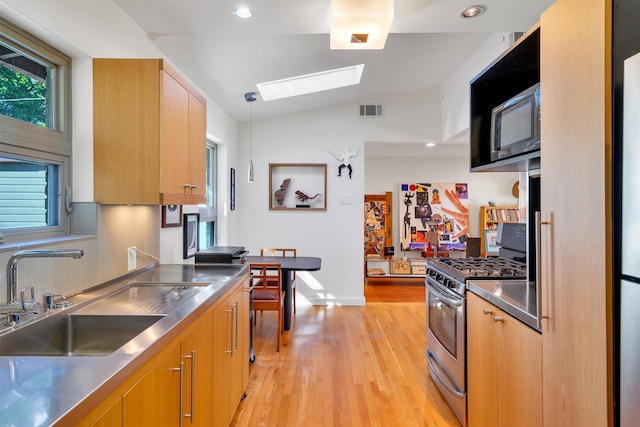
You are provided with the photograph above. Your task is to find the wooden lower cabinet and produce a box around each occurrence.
[79,276,248,427]
[181,312,214,426]
[213,276,250,426]
[89,399,122,427]
[467,292,542,427]
[123,343,181,426]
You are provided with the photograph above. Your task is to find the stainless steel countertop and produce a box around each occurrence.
[0,263,249,426]
[466,279,541,332]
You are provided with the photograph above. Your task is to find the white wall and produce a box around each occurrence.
[235,88,517,306]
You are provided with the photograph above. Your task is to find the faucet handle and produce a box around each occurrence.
[20,286,39,313]
[43,293,69,311]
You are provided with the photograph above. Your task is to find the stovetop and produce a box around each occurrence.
[427,257,527,283]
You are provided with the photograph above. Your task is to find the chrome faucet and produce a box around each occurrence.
[6,249,84,305]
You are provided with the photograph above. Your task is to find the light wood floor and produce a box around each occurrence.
[231,298,460,426]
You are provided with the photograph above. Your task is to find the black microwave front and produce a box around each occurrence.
[490,82,541,162]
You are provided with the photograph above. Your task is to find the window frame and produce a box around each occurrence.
[0,17,72,243]
[198,142,217,249]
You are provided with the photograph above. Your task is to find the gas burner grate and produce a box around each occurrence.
[429,257,527,281]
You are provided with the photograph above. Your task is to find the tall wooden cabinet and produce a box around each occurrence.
[467,292,542,427]
[93,58,207,205]
[539,1,612,425]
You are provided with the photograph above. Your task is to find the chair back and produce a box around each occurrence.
[251,263,283,300]
[260,248,297,258]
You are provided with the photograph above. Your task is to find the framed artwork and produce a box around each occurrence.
[230,168,236,211]
[398,182,469,252]
[183,213,200,259]
[484,230,499,255]
[161,205,182,228]
[268,163,327,210]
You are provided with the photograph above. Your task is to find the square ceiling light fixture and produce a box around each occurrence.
[330,0,394,49]
[256,64,365,101]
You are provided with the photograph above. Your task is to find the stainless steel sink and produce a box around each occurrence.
[0,313,165,356]
[81,282,208,315]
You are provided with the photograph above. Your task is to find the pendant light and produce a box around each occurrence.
[245,91,257,183]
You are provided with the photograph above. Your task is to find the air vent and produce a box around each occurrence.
[509,32,525,44]
[359,104,384,117]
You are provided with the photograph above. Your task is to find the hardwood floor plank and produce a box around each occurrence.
[231,302,460,427]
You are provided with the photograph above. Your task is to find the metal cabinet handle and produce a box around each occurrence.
[483,308,494,315]
[536,211,551,324]
[172,362,185,427]
[226,307,233,354]
[233,301,239,349]
[184,350,195,422]
[493,316,505,323]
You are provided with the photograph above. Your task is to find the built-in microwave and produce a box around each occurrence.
[490,82,541,162]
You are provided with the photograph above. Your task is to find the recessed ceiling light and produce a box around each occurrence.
[426,142,436,148]
[460,5,485,19]
[233,7,252,19]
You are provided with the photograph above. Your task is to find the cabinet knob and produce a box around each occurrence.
[493,316,505,323]
[483,309,494,315]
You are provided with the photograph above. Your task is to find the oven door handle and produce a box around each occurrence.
[427,348,465,399]
[426,280,463,307]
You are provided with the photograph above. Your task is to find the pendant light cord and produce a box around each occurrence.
[245,91,256,183]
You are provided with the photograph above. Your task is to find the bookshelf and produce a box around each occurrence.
[479,205,520,257]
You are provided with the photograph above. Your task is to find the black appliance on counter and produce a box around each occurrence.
[425,254,527,427]
[194,246,248,264]
[195,245,254,364]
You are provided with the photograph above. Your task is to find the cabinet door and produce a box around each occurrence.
[182,312,214,427]
[161,71,190,197]
[212,296,233,426]
[89,398,122,427]
[123,343,181,427]
[188,93,206,198]
[229,278,250,412]
[93,58,162,205]
[540,2,610,426]
[498,311,542,427]
[467,293,499,426]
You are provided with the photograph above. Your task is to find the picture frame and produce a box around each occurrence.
[161,205,182,228]
[484,230,499,255]
[183,213,199,259]
[390,260,411,275]
[268,163,327,210]
[230,168,236,211]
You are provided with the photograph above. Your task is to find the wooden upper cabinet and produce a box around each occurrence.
[93,58,206,205]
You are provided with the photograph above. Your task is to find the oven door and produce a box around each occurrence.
[426,275,466,425]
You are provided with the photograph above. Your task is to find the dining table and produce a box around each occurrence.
[246,255,321,331]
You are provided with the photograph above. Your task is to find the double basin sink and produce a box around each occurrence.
[0,282,208,357]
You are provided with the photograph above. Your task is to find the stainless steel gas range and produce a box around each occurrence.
[425,257,526,427]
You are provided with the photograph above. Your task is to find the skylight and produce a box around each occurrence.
[256,64,365,101]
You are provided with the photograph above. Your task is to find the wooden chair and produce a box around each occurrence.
[260,248,297,313]
[251,263,285,351]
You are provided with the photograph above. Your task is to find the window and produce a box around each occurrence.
[198,142,217,250]
[0,18,72,242]
[0,157,60,229]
